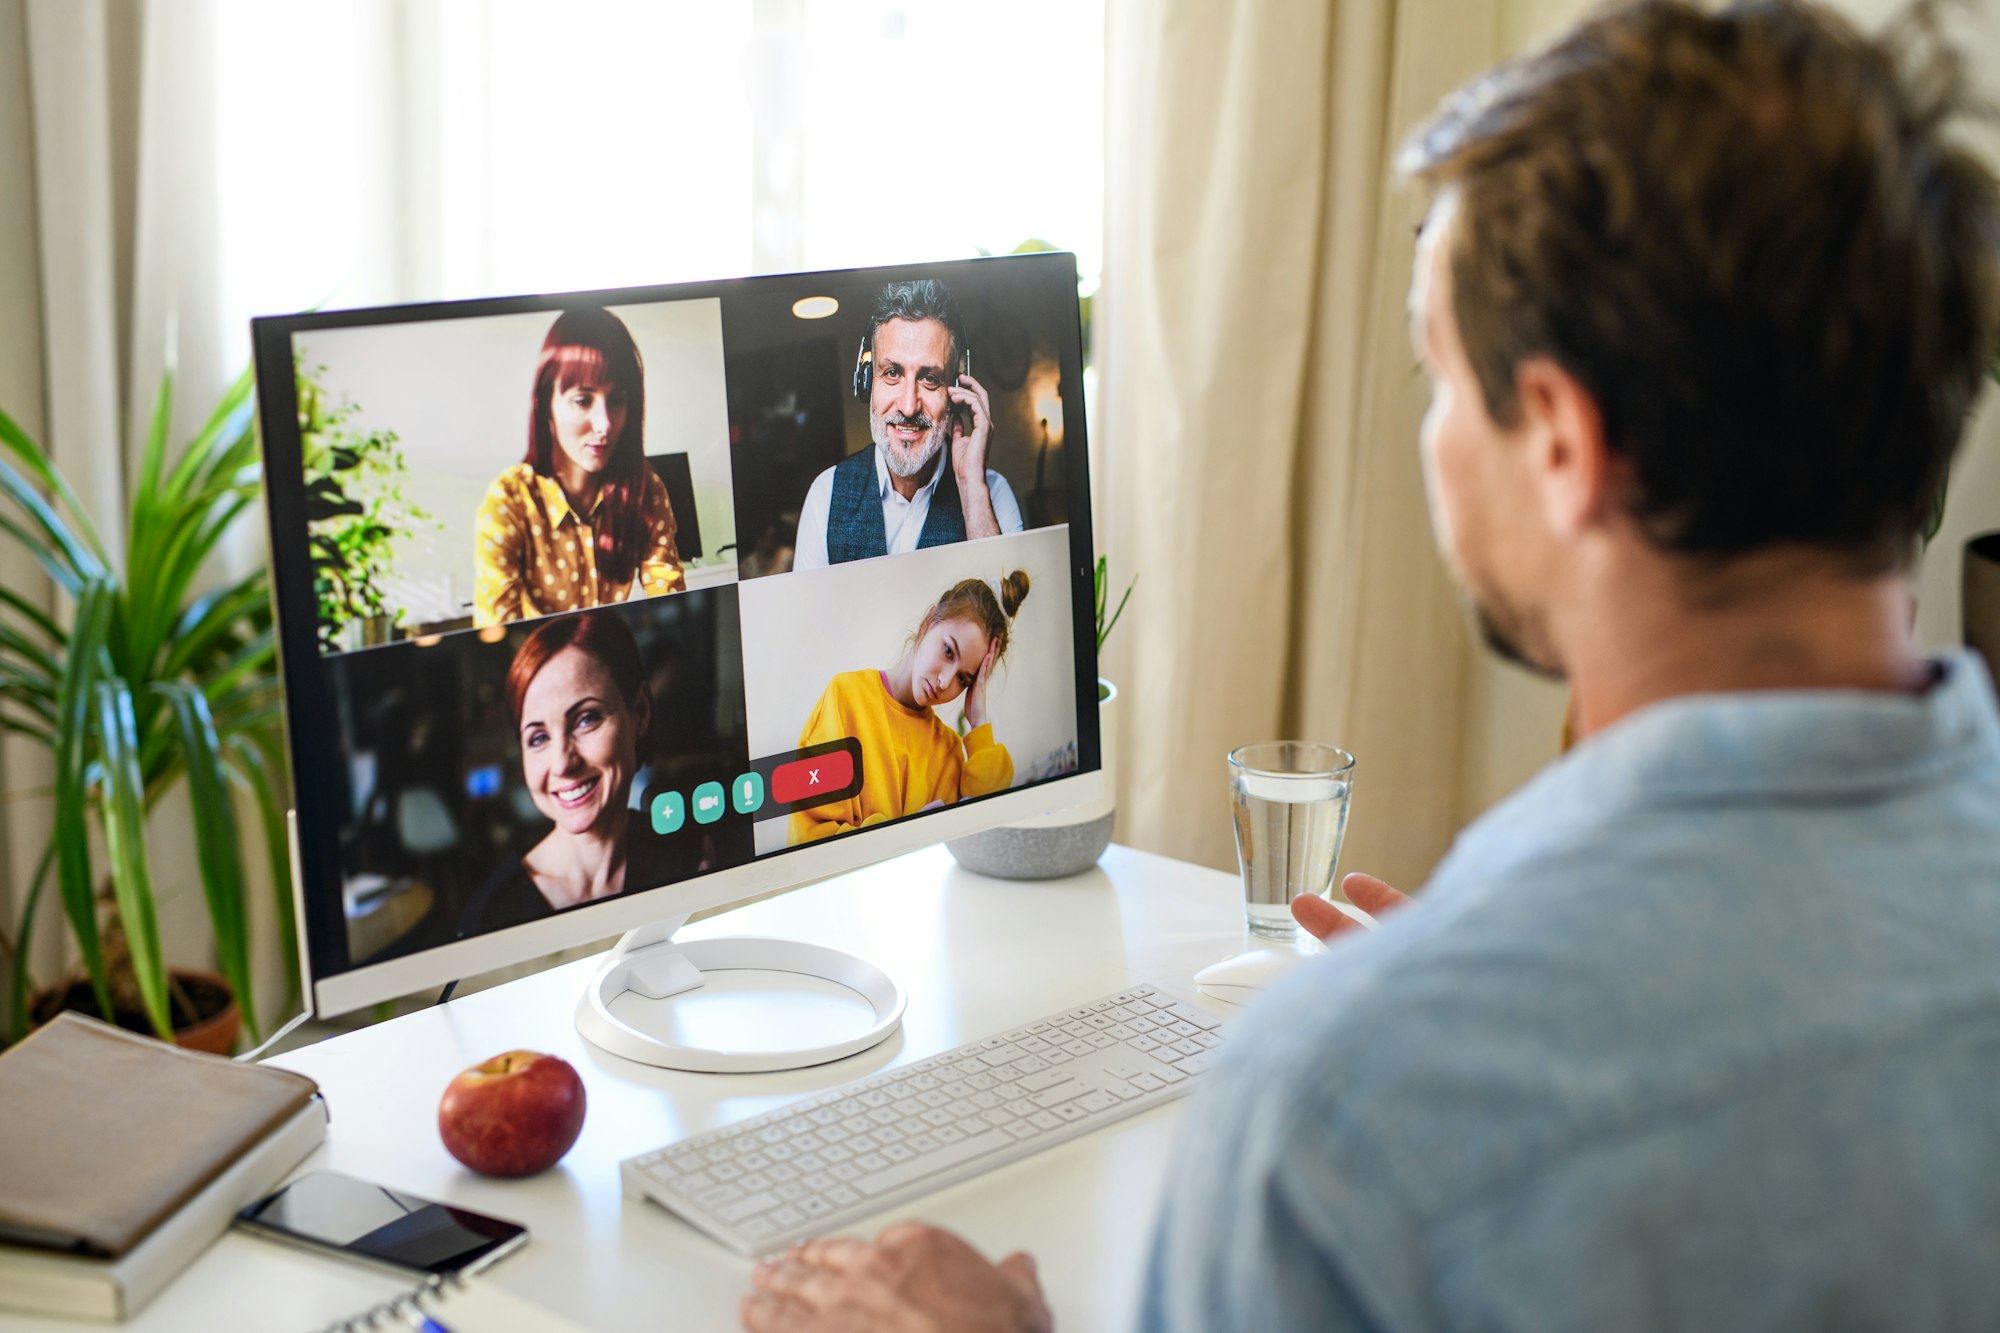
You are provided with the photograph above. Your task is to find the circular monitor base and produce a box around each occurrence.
[574,935,906,1073]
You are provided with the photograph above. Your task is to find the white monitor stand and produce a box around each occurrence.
[573,916,907,1073]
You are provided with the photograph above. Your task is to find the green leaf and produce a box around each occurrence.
[226,735,298,1008]
[127,370,175,583]
[0,710,55,744]
[95,677,173,1039]
[0,504,85,598]
[160,367,255,513]
[52,579,115,1021]
[163,572,272,679]
[156,682,257,1042]
[0,619,60,683]
[6,841,55,1043]
[0,583,63,644]
[0,404,108,567]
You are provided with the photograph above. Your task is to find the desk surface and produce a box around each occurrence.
[5,844,1263,1332]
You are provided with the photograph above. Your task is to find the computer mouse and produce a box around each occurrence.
[1194,948,1314,1005]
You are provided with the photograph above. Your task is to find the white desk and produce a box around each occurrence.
[9,845,1258,1332]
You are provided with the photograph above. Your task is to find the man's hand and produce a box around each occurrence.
[741,1224,1053,1333]
[1291,872,1411,942]
[949,373,1002,540]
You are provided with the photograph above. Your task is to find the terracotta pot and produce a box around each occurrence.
[30,967,241,1055]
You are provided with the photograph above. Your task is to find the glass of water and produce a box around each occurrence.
[1228,742,1356,937]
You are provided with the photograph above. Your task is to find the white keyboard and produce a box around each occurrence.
[621,982,1226,1255]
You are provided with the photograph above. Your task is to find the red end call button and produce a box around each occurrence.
[772,749,855,804]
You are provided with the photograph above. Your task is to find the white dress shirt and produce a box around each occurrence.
[791,446,1025,571]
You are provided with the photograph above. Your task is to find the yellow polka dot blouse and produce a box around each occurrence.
[473,463,685,627]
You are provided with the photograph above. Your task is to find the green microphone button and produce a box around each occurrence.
[732,772,765,815]
[650,790,685,835]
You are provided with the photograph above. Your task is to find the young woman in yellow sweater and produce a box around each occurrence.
[789,570,1031,844]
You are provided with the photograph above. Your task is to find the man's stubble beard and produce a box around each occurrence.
[873,407,951,481]
[1467,590,1564,682]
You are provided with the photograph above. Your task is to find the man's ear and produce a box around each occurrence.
[1514,357,1612,538]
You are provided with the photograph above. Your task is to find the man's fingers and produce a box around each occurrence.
[789,1237,878,1275]
[741,1289,815,1332]
[1343,872,1411,915]
[998,1249,1041,1293]
[753,1256,854,1306]
[1294,892,1368,940]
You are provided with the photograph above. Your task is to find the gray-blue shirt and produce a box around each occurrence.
[1143,652,2000,1332]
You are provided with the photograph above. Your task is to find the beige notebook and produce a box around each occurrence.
[0,1011,320,1258]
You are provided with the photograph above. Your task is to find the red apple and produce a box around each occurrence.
[438,1050,586,1177]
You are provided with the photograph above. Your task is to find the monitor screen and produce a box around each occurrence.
[252,254,1100,1016]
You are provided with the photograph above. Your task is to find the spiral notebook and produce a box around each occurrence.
[320,1270,590,1332]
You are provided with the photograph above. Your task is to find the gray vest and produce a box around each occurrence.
[825,447,967,563]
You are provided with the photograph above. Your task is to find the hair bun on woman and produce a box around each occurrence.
[1000,569,1031,619]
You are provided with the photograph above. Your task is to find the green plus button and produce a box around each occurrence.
[649,790,685,835]
[732,772,764,814]
[692,781,726,825]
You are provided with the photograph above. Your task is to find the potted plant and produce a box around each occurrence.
[0,366,293,1053]
[295,362,431,651]
[946,556,1135,879]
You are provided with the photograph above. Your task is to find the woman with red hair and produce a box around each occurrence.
[461,610,674,933]
[473,307,684,627]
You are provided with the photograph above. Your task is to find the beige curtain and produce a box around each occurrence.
[1098,0,1513,890]
[0,0,291,1024]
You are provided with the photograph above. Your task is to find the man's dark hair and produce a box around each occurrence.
[1401,0,2000,569]
[869,279,967,366]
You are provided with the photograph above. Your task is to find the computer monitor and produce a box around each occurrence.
[252,253,1102,1069]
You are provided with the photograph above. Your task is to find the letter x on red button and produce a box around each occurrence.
[772,749,855,804]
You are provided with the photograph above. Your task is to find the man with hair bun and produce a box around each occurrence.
[742,3,2000,1329]
[792,277,1026,571]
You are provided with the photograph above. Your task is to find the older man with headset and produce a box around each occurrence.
[792,277,1025,571]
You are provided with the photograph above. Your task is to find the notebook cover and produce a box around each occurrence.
[0,1095,329,1320]
[0,1011,320,1258]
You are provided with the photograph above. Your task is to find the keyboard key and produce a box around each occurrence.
[1030,1082,1086,1109]
[719,1192,780,1224]
[1176,1052,1213,1076]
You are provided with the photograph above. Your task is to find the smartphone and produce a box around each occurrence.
[236,1170,528,1277]
[951,347,975,438]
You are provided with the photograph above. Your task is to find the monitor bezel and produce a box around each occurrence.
[251,253,1103,1019]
